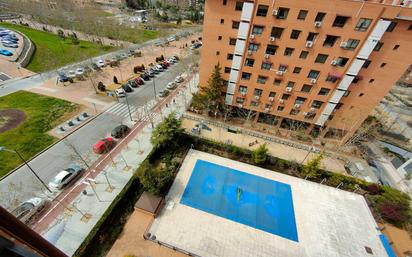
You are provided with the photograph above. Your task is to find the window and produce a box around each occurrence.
[306,32,318,41]
[254,88,263,96]
[290,30,301,39]
[380,63,386,68]
[277,106,284,111]
[265,44,278,55]
[236,97,245,104]
[308,70,320,79]
[295,97,306,104]
[297,10,308,20]
[333,16,349,27]
[241,72,251,80]
[257,76,267,84]
[315,12,326,22]
[409,24,412,30]
[278,64,288,71]
[218,36,222,40]
[220,19,224,24]
[318,88,330,95]
[269,92,276,97]
[323,35,339,47]
[386,22,397,32]
[248,43,259,52]
[336,57,349,67]
[252,25,264,35]
[287,81,295,88]
[345,39,360,50]
[227,53,233,60]
[271,27,284,38]
[293,67,302,74]
[256,5,269,17]
[245,58,255,67]
[311,100,323,109]
[359,93,364,97]
[284,47,294,56]
[224,67,231,73]
[281,94,290,100]
[393,44,400,50]
[235,1,243,11]
[274,79,282,85]
[261,62,272,70]
[250,101,258,107]
[326,74,339,83]
[299,51,309,59]
[301,84,312,92]
[355,18,372,31]
[290,109,300,115]
[362,60,371,69]
[277,7,289,19]
[374,42,384,51]
[223,0,227,5]
[229,38,237,45]
[239,86,247,93]
[315,54,328,64]
[216,51,220,55]
[369,79,375,83]
[232,21,240,29]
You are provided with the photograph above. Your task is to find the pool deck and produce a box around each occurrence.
[148,150,388,257]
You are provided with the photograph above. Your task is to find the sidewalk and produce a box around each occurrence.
[181,117,347,174]
[38,74,198,256]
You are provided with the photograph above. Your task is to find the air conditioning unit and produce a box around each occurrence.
[306,41,314,48]
[310,78,317,84]
[276,70,284,76]
[250,34,255,39]
[264,108,270,112]
[340,41,348,48]
[279,99,285,104]
[241,92,246,96]
[264,54,270,59]
[238,104,243,108]
[303,112,308,116]
[286,87,292,92]
[255,95,260,100]
[272,9,278,16]
[294,104,301,109]
[310,107,316,112]
[247,50,252,55]
[331,60,338,66]
[269,36,275,42]
[314,21,322,28]
[269,97,274,102]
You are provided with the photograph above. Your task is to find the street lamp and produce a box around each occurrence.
[0,146,52,193]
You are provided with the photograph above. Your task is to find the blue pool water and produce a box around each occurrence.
[180,160,298,242]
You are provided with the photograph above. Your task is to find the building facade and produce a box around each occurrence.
[199,0,412,144]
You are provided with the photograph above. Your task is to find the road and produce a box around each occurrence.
[0,57,193,209]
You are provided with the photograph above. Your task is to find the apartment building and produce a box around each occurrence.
[199,0,412,144]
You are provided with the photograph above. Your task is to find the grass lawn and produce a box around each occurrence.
[0,23,115,73]
[0,91,79,178]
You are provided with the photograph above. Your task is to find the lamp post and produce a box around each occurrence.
[0,146,52,193]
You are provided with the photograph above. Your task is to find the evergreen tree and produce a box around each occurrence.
[302,153,323,179]
[252,144,269,165]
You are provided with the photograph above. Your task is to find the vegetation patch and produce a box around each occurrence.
[0,23,115,72]
[0,109,26,133]
[0,91,78,177]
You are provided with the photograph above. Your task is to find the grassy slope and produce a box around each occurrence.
[0,91,79,177]
[0,23,115,72]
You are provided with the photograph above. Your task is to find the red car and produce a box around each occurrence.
[93,138,115,154]
[162,60,170,67]
[135,77,144,85]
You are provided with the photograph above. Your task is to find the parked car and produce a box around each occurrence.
[122,84,133,93]
[175,75,184,83]
[128,80,138,88]
[172,55,180,61]
[115,88,126,97]
[0,49,12,56]
[58,74,73,83]
[111,125,130,139]
[147,70,156,77]
[96,59,105,68]
[141,73,150,81]
[104,59,111,66]
[158,89,169,98]
[93,138,115,154]
[160,62,168,69]
[67,70,76,78]
[167,36,176,42]
[75,68,84,76]
[155,64,164,72]
[135,77,144,85]
[2,42,18,48]
[48,164,83,191]
[168,57,176,64]
[120,53,128,59]
[162,60,170,67]
[11,197,49,225]
[166,82,177,90]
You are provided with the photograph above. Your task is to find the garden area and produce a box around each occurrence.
[0,23,115,72]
[0,91,79,177]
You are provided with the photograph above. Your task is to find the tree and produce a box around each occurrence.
[150,112,183,149]
[302,153,323,179]
[252,144,269,165]
[70,33,79,45]
[57,29,65,40]
[176,16,182,25]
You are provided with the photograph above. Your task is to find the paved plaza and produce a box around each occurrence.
[149,150,389,257]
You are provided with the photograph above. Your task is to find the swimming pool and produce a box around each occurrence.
[180,160,298,242]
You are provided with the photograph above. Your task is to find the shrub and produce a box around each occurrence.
[366,184,381,195]
[302,153,324,179]
[150,112,183,150]
[252,144,269,165]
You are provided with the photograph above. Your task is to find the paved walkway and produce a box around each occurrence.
[181,117,347,174]
[37,75,198,256]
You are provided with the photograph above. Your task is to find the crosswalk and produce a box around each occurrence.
[105,102,158,122]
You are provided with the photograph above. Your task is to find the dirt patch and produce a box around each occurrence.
[0,109,26,133]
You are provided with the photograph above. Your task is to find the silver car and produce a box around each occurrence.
[48,164,83,191]
[11,197,49,225]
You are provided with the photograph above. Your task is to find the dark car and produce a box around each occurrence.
[160,62,168,69]
[141,73,150,81]
[111,125,130,139]
[128,80,138,88]
[135,77,144,85]
[58,74,73,83]
[172,55,180,61]
[122,84,133,93]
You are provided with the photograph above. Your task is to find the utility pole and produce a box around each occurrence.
[124,92,133,122]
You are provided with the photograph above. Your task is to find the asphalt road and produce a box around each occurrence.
[0,57,191,209]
